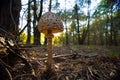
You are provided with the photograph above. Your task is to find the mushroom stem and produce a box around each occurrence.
[46,30,53,69]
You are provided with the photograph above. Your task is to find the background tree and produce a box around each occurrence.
[26,0,31,44]
[17,0,120,46]
[86,0,91,45]
[24,0,43,45]
[74,4,80,45]
[33,0,43,45]
[94,0,119,45]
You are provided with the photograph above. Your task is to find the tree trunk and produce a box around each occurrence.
[34,0,44,45]
[65,0,69,45]
[26,0,31,44]
[80,28,87,44]
[87,0,91,45]
[49,0,52,11]
[0,0,21,38]
[105,15,109,45]
[110,6,113,45]
[33,0,41,45]
[75,4,80,45]
[109,7,118,46]
[99,31,104,45]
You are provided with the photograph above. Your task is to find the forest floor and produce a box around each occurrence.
[20,45,120,80]
[0,39,120,80]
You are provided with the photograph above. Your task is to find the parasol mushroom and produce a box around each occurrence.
[38,11,63,69]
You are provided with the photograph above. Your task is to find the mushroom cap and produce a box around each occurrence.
[38,11,64,34]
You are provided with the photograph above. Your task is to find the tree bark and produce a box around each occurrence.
[0,0,21,38]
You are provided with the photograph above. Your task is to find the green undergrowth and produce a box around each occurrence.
[109,51,119,57]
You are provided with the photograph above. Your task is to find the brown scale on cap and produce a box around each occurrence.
[38,11,63,34]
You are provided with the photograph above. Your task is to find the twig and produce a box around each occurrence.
[0,59,13,80]
[87,68,90,80]
[38,53,75,61]
[5,67,13,80]
[1,38,36,75]
[14,74,36,80]
[0,59,13,71]
[18,20,31,36]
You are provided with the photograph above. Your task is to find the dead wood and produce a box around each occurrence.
[0,36,35,79]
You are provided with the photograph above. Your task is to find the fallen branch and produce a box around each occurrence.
[38,52,98,61]
[14,74,36,80]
